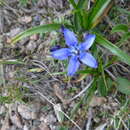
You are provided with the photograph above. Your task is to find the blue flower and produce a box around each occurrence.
[51,27,98,76]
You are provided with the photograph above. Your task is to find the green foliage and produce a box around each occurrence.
[116,77,130,95]
[87,0,113,29]
[0,0,4,6]
[11,0,130,91]
[57,126,69,130]
[116,6,130,15]
[19,0,28,6]
[77,0,88,9]
[118,32,130,47]
[0,86,27,104]
[73,11,82,31]
[0,59,25,65]
[0,65,5,86]
[10,1,130,128]
[95,32,130,66]
[111,24,129,33]
[111,24,130,47]
[11,24,61,44]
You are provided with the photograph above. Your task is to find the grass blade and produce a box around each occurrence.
[95,32,130,66]
[111,24,129,33]
[11,24,61,44]
[116,77,130,95]
[77,0,88,9]
[0,59,25,65]
[88,0,113,29]
[116,6,130,15]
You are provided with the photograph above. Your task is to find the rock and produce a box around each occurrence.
[23,125,29,130]
[18,104,32,120]
[30,34,38,41]
[89,96,106,107]
[44,114,56,124]
[29,101,41,120]
[40,113,46,121]
[18,102,41,120]
[0,105,6,115]
[18,16,32,23]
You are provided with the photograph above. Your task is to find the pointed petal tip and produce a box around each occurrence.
[61,27,78,47]
[85,34,96,43]
[79,52,98,69]
[79,34,96,51]
[89,60,98,68]
[67,72,74,76]
[92,61,98,68]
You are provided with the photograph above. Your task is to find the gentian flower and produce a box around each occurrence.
[51,27,98,76]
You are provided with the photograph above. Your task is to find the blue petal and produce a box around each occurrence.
[67,56,80,76]
[52,48,71,60]
[78,34,96,51]
[79,52,98,68]
[62,27,78,47]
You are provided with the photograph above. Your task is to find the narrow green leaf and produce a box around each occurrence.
[81,9,89,29]
[116,77,130,95]
[73,12,82,31]
[111,24,128,33]
[78,68,97,74]
[77,0,88,9]
[57,126,68,130]
[0,59,25,65]
[117,32,130,47]
[11,24,61,44]
[116,6,130,15]
[88,0,112,29]
[0,65,5,86]
[100,63,108,96]
[119,32,130,43]
[95,32,130,66]
[98,77,107,96]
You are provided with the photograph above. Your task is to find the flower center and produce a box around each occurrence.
[70,46,79,55]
